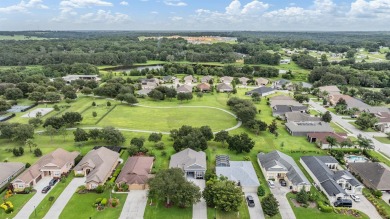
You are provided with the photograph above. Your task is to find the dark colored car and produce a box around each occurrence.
[49,178,58,186]
[334,199,352,208]
[279,179,287,187]
[41,186,51,194]
[246,195,255,207]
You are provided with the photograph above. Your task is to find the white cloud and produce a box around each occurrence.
[0,0,48,13]
[164,0,187,7]
[79,10,130,23]
[151,11,159,14]
[120,1,129,6]
[349,0,390,18]
[55,0,113,22]
[170,16,183,21]
[241,0,269,15]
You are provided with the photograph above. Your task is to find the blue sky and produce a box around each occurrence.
[0,0,389,31]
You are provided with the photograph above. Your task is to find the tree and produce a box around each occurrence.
[355,112,378,130]
[227,133,255,154]
[92,111,97,117]
[257,186,265,197]
[357,135,374,150]
[148,89,164,100]
[43,117,65,129]
[73,128,89,142]
[199,126,214,141]
[101,126,125,145]
[261,194,279,217]
[5,88,23,100]
[130,137,145,148]
[45,125,57,143]
[203,176,243,212]
[0,100,11,112]
[322,111,332,122]
[294,94,309,103]
[62,112,83,126]
[148,168,201,207]
[28,117,43,128]
[45,92,61,103]
[59,126,68,142]
[34,148,43,157]
[13,147,24,157]
[296,188,309,204]
[251,92,261,102]
[88,129,101,141]
[246,119,268,135]
[268,119,278,134]
[173,129,208,152]
[123,94,138,105]
[326,136,338,150]
[148,133,162,142]
[81,87,92,95]
[12,124,34,142]
[196,92,203,99]
[214,130,229,146]
[177,92,193,102]
[25,139,37,152]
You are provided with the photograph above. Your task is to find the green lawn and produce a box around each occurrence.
[286,193,369,219]
[366,150,390,167]
[0,191,35,218]
[144,199,192,219]
[330,122,349,134]
[59,190,127,219]
[348,122,376,132]
[374,137,390,144]
[30,174,75,219]
[206,196,250,219]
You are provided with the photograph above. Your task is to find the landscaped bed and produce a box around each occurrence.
[0,191,34,218]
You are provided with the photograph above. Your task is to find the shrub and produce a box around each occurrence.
[243,156,251,161]
[154,142,165,150]
[95,198,103,204]
[257,185,265,197]
[48,196,55,202]
[161,151,167,157]
[101,198,108,206]
[5,207,13,214]
[317,200,333,213]
[34,148,43,157]
[95,185,105,193]
[111,200,118,207]
[373,190,383,198]
[261,194,279,216]
[24,187,32,193]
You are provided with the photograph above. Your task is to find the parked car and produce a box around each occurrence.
[246,195,255,207]
[350,194,360,202]
[41,186,51,194]
[334,199,352,208]
[49,178,58,186]
[279,179,287,187]
[268,180,275,188]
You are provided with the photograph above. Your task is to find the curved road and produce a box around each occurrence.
[36,104,242,135]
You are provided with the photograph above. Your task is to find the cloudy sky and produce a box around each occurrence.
[0,0,389,31]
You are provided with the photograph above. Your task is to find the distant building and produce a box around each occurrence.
[62,75,100,84]
[285,121,333,136]
[216,83,233,92]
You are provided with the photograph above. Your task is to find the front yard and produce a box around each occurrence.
[144,198,192,219]
[0,191,34,218]
[206,196,250,219]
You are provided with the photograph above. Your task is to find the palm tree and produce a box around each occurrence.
[357,135,374,151]
[326,136,338,150]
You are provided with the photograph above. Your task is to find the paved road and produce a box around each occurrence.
[352,195,382,219]
[189,179,207,219]
[309,100,390,159]
[43,177,85,219]
[270,185,296,219]
[14,177,53,219]
[119,190,148,219]
[244,192,265,219]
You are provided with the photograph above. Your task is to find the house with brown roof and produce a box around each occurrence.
[74,147,119,190]
[348,162,390,191]
[115,156,154,190]
[373,112,390,133]
[196,83,211,92]
[307,132,349,149]
[220,76,234,84]
[216,83,233,92]
[239,77,250,85]
[255,78,269,86]
[12,149,79,190]
[177,84,193,93]
[0,162,24,189]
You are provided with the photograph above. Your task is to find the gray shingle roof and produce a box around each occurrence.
[285,112,321,122]
[169,148,206,171]
[0,162,24,184]
[216,161,260,187]
[285,121,333,133]
[258,151,310,186]
[245,87,275,96]
[349,162,390,191]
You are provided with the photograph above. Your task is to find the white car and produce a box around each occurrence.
[268,180,275,189]
[350,194,360,202]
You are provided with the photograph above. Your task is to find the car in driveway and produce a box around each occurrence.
[246,195,255,207]
[279,179,287,187]
[268,180,275,188]
[41,186,51,194]
[49,178,58,186]
[334,199,352,208]
[350,194,360,202]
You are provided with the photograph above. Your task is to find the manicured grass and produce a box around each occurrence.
[366,150,390,167]
[144,198,192,219]
[206,196,250,219]
[30,174,75,219]
[330,122,348,134]
[348,122,376,132]
[374,136,390,144]
[0,191,35,218]
[286,193,369,219]
[98,104,237,132]
[59,190,127,219]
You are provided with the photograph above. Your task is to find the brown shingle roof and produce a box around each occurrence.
[349,162,390,191]
[307,132,347,144]
[115,156,154,185]
[197,83,211,91]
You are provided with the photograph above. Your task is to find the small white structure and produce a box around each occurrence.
[62,75,100,84]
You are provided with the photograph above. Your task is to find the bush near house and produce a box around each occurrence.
[363,188,390,218]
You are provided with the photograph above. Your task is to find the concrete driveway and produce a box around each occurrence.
[14,177,53,219]
[189,179,207,219]
[352,195,381,219]
[43,177,85,219]
[119,190,147,219]
[244,193,265,219]
[382,192,390,206]
[270,185,296,219]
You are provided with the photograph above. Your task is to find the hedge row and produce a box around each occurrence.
[316,200,333,213]
[363,189,390,219]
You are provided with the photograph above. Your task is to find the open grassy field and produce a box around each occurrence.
[144,199,192,219]
[374,136,390,144]
[59,190,127,219]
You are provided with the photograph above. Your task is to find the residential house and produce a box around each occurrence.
[115,156,154,190]
[177,84,193,93]
[257,151,311,192]
[216,158,260,193]
[62,75,101,84]
[162,75,176,83]
[285,121,333,136]
[197,83,211,92]
[272,105,308,119]
[255,78,269,86]
[140,78,160,84]
[216,83,233,92]
[0,162,24,189]
[141,82,158,90]
[300,82,313,89]
[136,88,152,96]
[239,77,250,85]
[201,75,213,83]
[220,76,234,84]
[12,149,79,190]
[285,112,321,123]
[245,87,276,97]
[348,162,390,191]
[300,156,363,203]
[279,69,287,74]
[169,148,206,179]
[184,75,197,85]
[74,147,120,190]
[318,86,340,96]
[280,59,291,64]
[307,132,349,149]
[272,79,292,90]
[328,94,370,110]
[374,112,390,133]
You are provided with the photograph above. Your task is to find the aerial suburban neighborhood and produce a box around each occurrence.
[1,2,390,218]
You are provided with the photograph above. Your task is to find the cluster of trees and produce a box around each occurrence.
[170,125,213,152]
[244,52,281,65]
[73,127,126,145]
[0,123,34,142]
[352,62,390,71]
[355,113,378,130]
[43,112,83,129]
[147,86,177,100]
[42,63,99,77]
[292,54,318,69]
